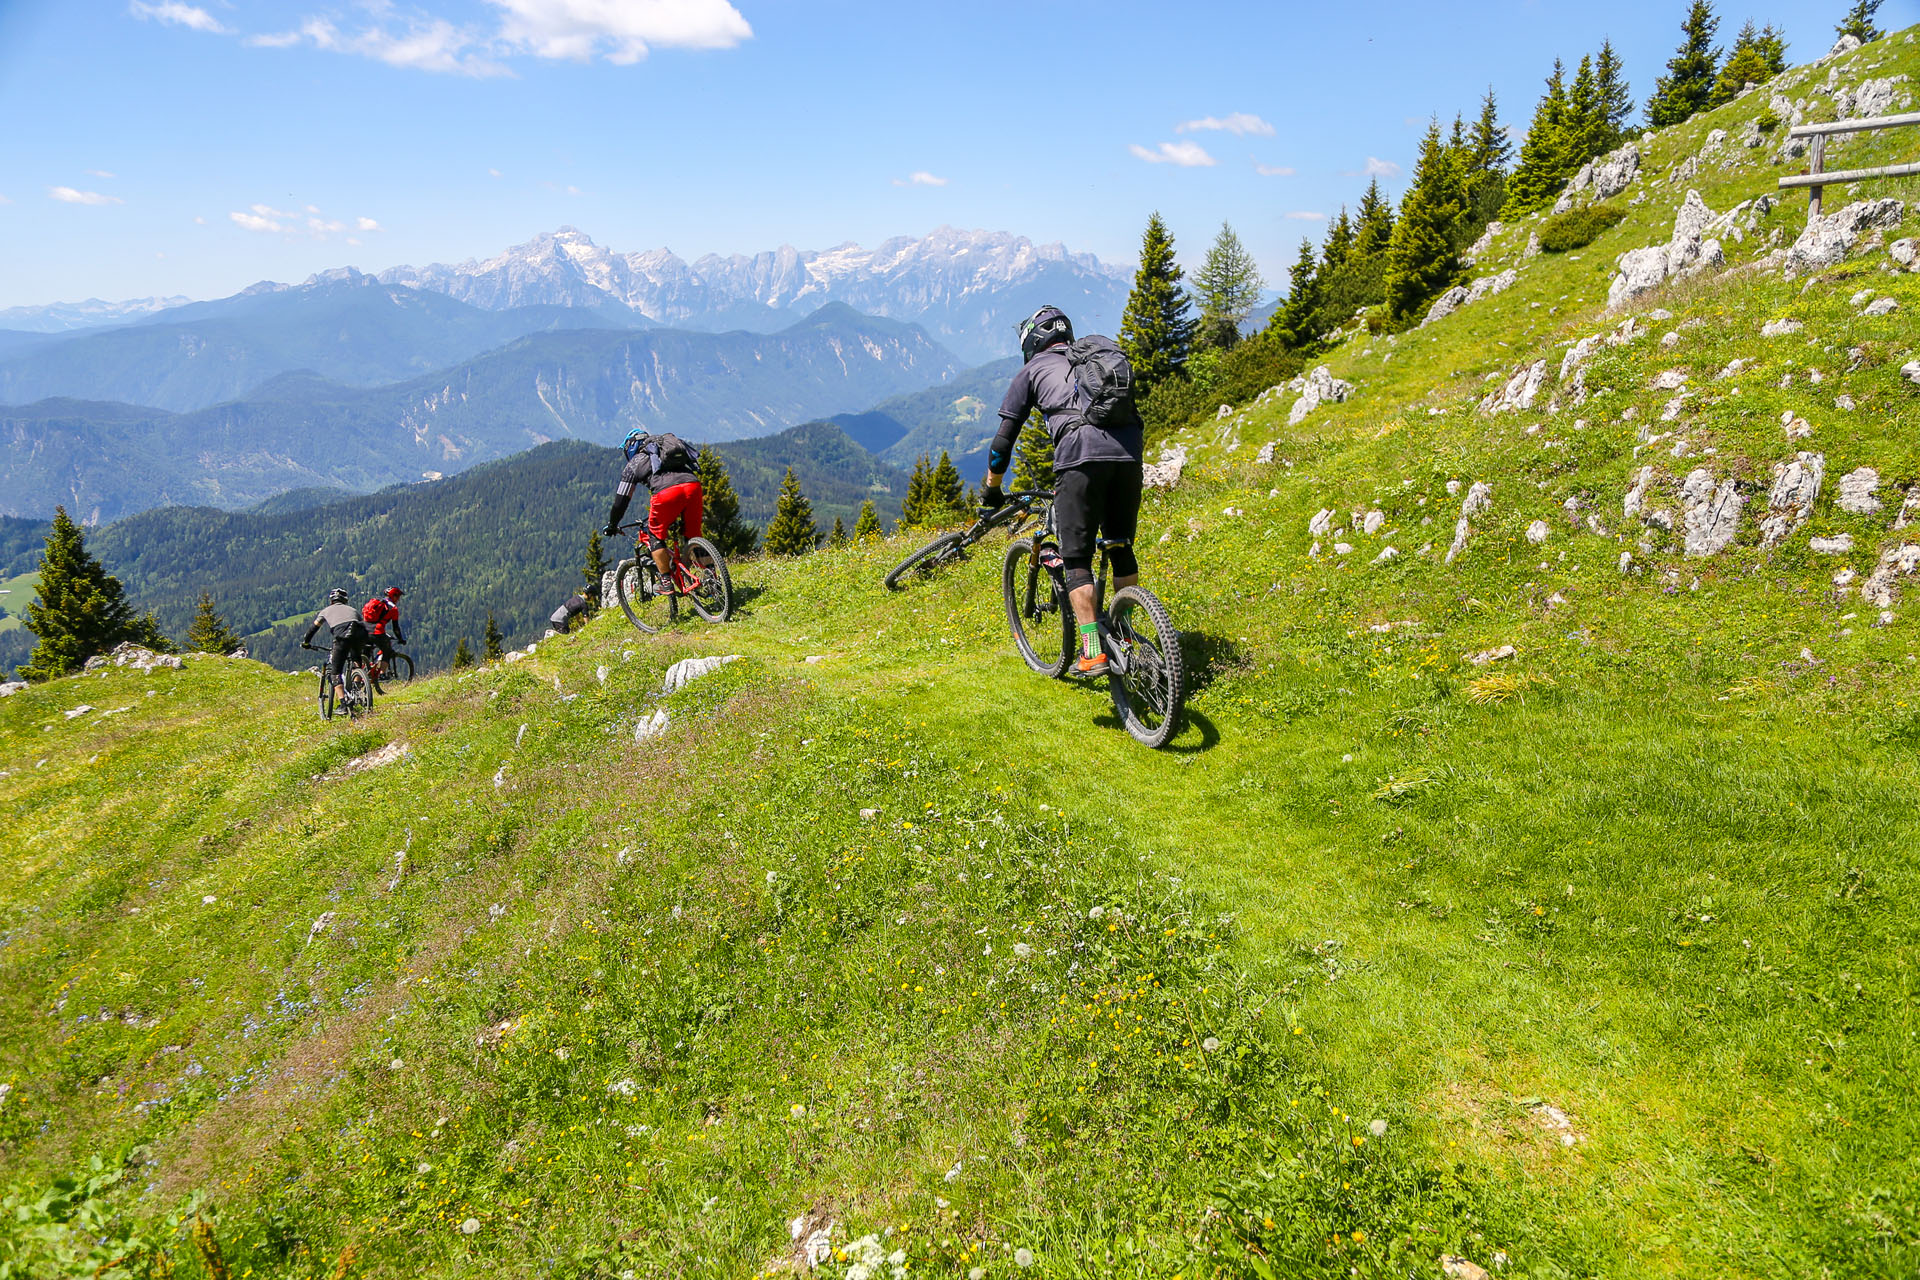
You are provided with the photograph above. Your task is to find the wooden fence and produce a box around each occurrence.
[1778,111,1920,216]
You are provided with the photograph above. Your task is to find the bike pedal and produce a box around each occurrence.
[1038,548,1064,570]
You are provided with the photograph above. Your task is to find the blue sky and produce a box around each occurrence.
[0,0,1893,308]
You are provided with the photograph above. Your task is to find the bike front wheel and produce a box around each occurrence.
[1103,586,1185,749]
[386,652,414,684]
[614,557,669,634]
[1002,538,1071,678]
[683,537,733,623]
[885,531,967,591]
[318,671,335,721]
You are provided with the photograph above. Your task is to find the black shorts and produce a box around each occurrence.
[1054,459,1143,564]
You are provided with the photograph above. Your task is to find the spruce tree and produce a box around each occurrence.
[22,506,138,680]
[1013,410,1056,492]
[1385,118,1468,323]
[1837,0,1883,43]
[763,467,818,555]
[187,590,242,654]
[1595,40,1635,148]
[696,446,759,557]
[826,516,848,548]
[1354,179,1396,259]
[453,636,474,669]
[1464,88,1511,229]
[852,500,883,544]
[1193,221,1266,351]
[583,529,608,589]
[1714,21,1783,102]
[1504,60,1572,215]
[483,611,504,661]
[1269,238,1323,350]
[1646,1,1723,128]
[1118,212,1196,394]
[929,451,967,523]
[1757,25,1788,75]
[1565,54,1606,171]
[900,455,932,527]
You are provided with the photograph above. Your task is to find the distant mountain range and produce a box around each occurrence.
[0,304,959,524]
[0,294,194,333]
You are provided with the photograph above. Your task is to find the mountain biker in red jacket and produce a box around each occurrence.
[362,586,406,671]
[603,431,703,595]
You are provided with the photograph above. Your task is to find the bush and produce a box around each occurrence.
[1140,332,1304,452]
[1538,204,1628,253]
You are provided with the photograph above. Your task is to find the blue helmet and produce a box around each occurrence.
[622,429,648,461]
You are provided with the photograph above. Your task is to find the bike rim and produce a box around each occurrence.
[1109,601,1174,734]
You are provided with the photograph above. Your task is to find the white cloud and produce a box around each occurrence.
[1254,162,1295,177]
[193,215,206,224]
[261,14,510,76]
[1344,156,1402,179]
[1285,211,1326,221]
[252,202,297,220]
[356,216,382,231]
[1128,141,1216,168]
[86,169,116,179]
[244,30,303,48]
[489,0,752,64]
[892,171,948,187]
[1176,112,1274,137]
[50,187,124,205]
[488,167,503,177]
[129,1,228,34]
[231,209,281,232]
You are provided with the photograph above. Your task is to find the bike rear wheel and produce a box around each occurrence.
[682,537,733,622]
[1103,586,1185,749]
[318,671,335,721]
[343,662,373,720]
[885,531,967,591]
[1002,538,1071,677]
[614,557,670,634]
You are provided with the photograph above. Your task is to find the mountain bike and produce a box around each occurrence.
[1001,493,1186,749]
[883,490,1048,590]
[369,642,413,690]
[303,643,374,720]
[612,518,732,634]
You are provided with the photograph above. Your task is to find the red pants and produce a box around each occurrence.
[647,481,703,545]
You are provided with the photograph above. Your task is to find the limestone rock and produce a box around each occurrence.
[1288,365,1354,425]
[1623,465,1655,521]
[1903,360,1920,385]
[1422,285,1470,327]
[1362,509,1386,535]
[634,708,670,740]
[1680,468,1744,556]
[1862,543,1920,606]
[662,654,741,694]
[1761,317,1804,337]
[1479,361,1547,414]
[1444,517,1471,565]
[1309,508,1334,537]
[1759,452,1825,546]
[1651,368,1689,390]
[1462,481,1493,516]
[1441,1256,1491,1280]
[1608,246,1670,307]
[1837,466,1883,513]
[1372,546,1399,564]
[1786,198,1906,276]
[1590,142,1641,198]
[1811,534,1854,554]
[107,643,184,672]
[1525,519,1549,545]
[1463,220,1503,265]
[1465,645,1516,665]
[1865,296,1900,316]
[1834,75,1908,120]
[1333,542,1354,556]
[1827,33,1863,60]
[1142,443,1187,490]
[1254,441,1277,464]
[1891,237,1918,269]
[1559,334,1603,382]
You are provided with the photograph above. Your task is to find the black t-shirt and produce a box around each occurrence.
[996,347,1143,470]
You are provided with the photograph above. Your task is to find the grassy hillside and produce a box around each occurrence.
[7,30,1920,1280]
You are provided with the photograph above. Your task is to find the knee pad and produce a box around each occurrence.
[644,529,669,551]
[1062,561,1095,592]
[1108,545,1138,579]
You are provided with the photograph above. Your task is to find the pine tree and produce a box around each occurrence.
[583,529,608,589]
[1118,212,1196,393]
[1595,40,1635,149]
[1646,1,1723,128]
[1269,238,1322,350]
[187,590,242,654]
[852,500,883,544]
[900,455,932,527]
[1565,54,1607,170]
[1714,20,1782,102]
[1757,25,1788,75]
[1354,179,1396,259]
[21,506,139,680]
[1385,118,1468,323]
[453,636,474,669]
[1013,410,1056,491]
[763,466,818,555]
[483,611,504,661]
[1504,60,1572,215]
[1464,88,1511,229]
[1193,221,1266,351]
[696,446,760,557]
[929,451,967,523]
[826,516,848,548]
[1837,0,1883,43]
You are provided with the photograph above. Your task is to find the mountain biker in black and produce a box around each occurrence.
[549,583,599,635]
[301,588,371,700]
[980,306,1144,676]
[603,430,703,596]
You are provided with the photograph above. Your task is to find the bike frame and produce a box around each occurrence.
[619,518,707,596]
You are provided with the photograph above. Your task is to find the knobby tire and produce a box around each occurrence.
[885,531,967,591]
[1002,538,1071,678]
[1103,586,1185,748]
[683,537,733,623]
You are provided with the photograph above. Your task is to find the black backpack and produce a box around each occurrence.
[1062,336,1138,430]
[646,432,695,474]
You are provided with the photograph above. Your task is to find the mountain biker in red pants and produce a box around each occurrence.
[980,306,1145,676]
[603,430,703,595]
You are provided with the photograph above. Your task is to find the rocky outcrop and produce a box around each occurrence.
[1785,198,1905,277]
[1761,317,1804,337]
[82,642,185,674]
[1287,366,1354,425]
[1863,543,1920,607]
[1420,268,1518,327]
[662,654,740,694]
[1462,481,1493,516]
[1309,508,1334,537]
[1834,75,1909,120]
[1463,220,1503,266]
[1680,469,1744,556]
[1837,466,1883,514]
[1478,360,1547,414]
[1553,142,1640,213]
[1759,452,1824,546]
[1608,190,1726,308]
[1142,444,1188,490]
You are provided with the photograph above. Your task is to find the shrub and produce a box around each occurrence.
[1538,204,1628,253]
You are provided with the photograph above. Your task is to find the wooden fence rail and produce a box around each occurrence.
[1781,112,1920,215]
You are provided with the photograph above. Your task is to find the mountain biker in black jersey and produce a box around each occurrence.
[548,582,599,635]
[301,588,371,701]
[980,305,1145,676]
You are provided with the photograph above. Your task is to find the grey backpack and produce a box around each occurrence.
[1062,336,1138,430]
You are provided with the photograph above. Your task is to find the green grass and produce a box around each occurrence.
[8,30,1920,1280]
[0,570,37,634]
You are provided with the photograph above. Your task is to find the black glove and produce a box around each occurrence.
[602,522,621,538]
[980,483,1005,512]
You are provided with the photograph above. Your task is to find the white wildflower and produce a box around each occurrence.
[1088,905,1105,919]
[389,1058,404,1070]
[489,903,505,920]
[943,1159,962,1182]
[767,870,777,884]
[553,1046,570,1061]
[1013,942,1033,959]
[608,1078,637,1096]
[1202,1037,1221,1053]
[417,1162,431,1173]
[1016,1247,1036,1267]
[202,895,217,905]
[1369,1118,1389,1137]
[790,1103,806,1118]
[459,1218,479,1235]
